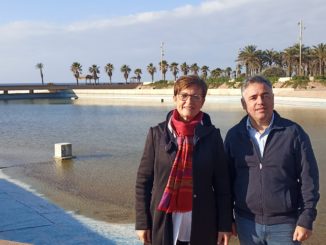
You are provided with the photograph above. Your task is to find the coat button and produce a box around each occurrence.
[193,194,197,198]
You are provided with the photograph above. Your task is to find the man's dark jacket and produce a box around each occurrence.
[224,111,319,230]
[135,111,232,245]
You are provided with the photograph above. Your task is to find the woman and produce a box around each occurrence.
[135,75,232,245]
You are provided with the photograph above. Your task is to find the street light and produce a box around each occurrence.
[160,42,164,80]
[298,20,305,76]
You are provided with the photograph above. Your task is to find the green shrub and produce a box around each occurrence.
[227,81,242,88]
[206,77,229,88]
[234,77,245,83]
[315,76,326,81]
[315,77,326,85]
[291,76,309,81]
[265,76,279,84]
[283,80,294,88]
[262,67,286,77]
[289,76,309,88]
[292,80,309,88]
[145,80,173,89]
[206,77,230,84]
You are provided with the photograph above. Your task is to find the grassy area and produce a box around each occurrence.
[315,76,326,86]
[142,76,326,90]
[143,80,174,89]
[206,77,242,88]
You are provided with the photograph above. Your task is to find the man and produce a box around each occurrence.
[224,76,319,244]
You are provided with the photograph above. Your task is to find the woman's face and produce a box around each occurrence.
[173,85,205,122]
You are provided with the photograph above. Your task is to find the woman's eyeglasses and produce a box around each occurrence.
[177,93,203,101]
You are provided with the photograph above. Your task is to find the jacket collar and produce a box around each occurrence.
[271,111,288,130]
[238,110,285,134]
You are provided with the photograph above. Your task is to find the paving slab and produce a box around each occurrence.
[0,179,116,244]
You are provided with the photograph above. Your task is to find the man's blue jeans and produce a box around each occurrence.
[235,215,301,245]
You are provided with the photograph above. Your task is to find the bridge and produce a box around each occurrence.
[0,83,142,100]
[0,83,141,95]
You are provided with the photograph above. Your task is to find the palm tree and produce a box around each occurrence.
[36,63,44,85]
[290,43,310,76]
[104,63,114,84]
[236,63,242,78]
[225,67,232,78]
[121,64,131,83]
[170,62,179,81]
[312,43,326,76]
[158,60,169,81]
[263,49,279,68]
[147,63,157,83]
[273,51,284,68]
[190,63,200,75]
[89,64,100,84]
[134,68,142,82]
[180,62,190,76]
[282,46,298,76]
[237,45,261,76]
[200,65,209,80]
[256,49,265,73]
[305,47,314,76]
[210,68,222,78]
[70,62,82,85]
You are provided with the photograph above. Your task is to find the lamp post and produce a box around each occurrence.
[160,42,164,80]
[298,20,304,76]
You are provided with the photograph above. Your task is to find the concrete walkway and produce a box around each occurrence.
[0,176,139,245]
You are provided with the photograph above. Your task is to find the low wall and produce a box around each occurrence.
[72,88,297,97]
[71,88,326,108]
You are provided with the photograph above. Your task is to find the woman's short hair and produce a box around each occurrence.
[174,75,208,97]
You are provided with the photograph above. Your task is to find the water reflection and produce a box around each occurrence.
[54,158,74,174]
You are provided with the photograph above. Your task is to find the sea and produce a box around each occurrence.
[0,97,325,244]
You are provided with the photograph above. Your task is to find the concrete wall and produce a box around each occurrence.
[72,88,295,98]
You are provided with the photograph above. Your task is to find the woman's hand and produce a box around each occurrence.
[217,231,231,245]
[136,229,151,244]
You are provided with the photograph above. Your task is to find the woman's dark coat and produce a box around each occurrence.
[135,111,232,245]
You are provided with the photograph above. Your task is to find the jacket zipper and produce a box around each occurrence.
[254,130,273,224]
[250,137,264,222]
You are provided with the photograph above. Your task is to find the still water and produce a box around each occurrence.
[0,98,325,244]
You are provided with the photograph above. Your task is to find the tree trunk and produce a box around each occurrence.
[40,70,44,85]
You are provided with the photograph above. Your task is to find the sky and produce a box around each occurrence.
[0,0,325,84]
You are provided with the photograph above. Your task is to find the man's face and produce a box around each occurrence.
[241,82,274,127]
[173,85,205,122]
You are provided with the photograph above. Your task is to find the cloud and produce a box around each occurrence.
[0,21,57,41]
[0,0,325,83]
[0,0,255,34]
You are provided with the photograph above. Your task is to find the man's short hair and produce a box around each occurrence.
[241,76,273,96]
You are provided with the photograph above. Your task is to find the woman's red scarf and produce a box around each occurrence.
[157,109,203,213]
